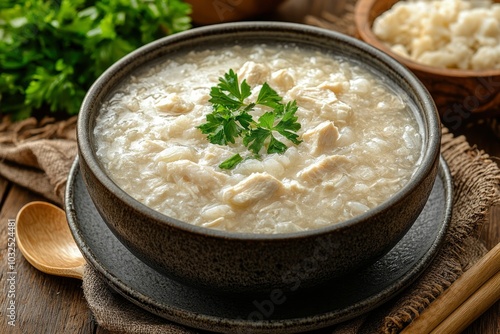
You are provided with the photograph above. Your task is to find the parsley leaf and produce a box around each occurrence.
[274,101,302,145]
[255,82,282,110]
[219,153,244,170]
[198,69,302,169]
[209,69,251,109]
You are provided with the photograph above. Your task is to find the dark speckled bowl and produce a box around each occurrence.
[77,22,441,293]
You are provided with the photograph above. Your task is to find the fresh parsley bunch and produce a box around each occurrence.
[0,0,191,120]
[198,69,302,169]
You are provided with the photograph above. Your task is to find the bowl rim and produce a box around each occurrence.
[354,0,500,78]
[77,21,441,241]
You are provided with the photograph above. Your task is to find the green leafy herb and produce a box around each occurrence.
[218,153,244,170]
[0,0,192,120]
[198,69,302,169]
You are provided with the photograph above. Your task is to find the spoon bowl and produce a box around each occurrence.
[16,201,86,280]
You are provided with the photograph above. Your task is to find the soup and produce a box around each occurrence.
[94,44,422,234]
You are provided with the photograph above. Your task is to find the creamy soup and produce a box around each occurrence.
[94,44,423,234]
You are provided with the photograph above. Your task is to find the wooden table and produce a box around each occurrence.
[1,2,499,333]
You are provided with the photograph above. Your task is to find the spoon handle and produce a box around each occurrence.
[53,265,85,280]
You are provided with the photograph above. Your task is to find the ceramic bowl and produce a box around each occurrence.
[354,0,500,127]
[77,22,441,293]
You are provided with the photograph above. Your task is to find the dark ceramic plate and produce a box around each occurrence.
[66,156,452,334]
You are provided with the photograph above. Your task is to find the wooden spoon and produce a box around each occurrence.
[16,201,86,279]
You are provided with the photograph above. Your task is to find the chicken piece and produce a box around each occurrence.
[238,61,270,85]
[319,81,345,95]
[322,101,352,125]
[297,155,350,184]
[201,204,234,220]
[165,115,194,138]
[141,139,168,154]
[165,160,228,191]
[288,86,338,108]
[270,69,295,92]
[288,85,352,124]
[154,146,197,164]
[155,93,194,114]
[223,173,284,208]
[302,121,339,155]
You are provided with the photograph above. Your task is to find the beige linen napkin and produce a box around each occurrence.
[1,114,499,333]
[0,116,77,204]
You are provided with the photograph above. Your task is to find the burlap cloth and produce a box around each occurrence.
[1,3,500,332]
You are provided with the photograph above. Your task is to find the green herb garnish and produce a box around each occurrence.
[198,69,302,169]
[0,0,192,120]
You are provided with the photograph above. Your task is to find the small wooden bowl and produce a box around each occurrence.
[354,0,500,126]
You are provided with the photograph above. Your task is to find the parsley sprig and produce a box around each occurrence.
[198,69,302,169]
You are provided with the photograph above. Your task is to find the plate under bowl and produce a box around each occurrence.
[65,156,452,334]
